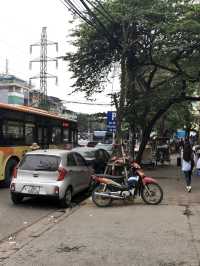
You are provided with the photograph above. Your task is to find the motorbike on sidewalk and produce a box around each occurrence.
[91,160,163,207]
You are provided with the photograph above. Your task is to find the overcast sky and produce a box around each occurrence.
[0,0,118,114]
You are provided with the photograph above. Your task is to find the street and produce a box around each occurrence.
[0,188,88,242]
[1,161,200,265]
[0,0,199,265]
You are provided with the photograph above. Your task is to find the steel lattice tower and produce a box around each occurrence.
[40,27,48,105]
[29,27,58,109]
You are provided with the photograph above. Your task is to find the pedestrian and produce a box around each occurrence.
[30,142,40,151]
[196,152,200,176]
[181,139,194,192]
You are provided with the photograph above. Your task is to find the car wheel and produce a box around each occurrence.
[11,193,24,204]
[60,187,72,208]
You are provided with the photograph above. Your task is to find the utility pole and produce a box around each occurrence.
[5,58,9,75]
[29,27,58,109]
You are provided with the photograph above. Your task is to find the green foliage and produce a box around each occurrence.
[77,112,107,132]
[65,0,200,151]
[156,102,196,136]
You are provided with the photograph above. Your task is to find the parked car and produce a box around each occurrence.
[10,149,93,207]
[72,147,110,174]
[95,143,113,155]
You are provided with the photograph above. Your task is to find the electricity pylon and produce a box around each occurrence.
[29,27,58,109]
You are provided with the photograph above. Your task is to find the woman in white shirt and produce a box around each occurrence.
[181,140,193,192]
[196,152,200,176]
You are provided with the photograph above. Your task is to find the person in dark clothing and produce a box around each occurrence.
[181,139,194,192]
[179,138,185,150]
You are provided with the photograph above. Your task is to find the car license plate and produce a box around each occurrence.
[22,186,40,195]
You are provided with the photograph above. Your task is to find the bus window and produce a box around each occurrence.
[25,123,35,145]
[52,127,61,144]
[3,121,24,144]
[63,128,69,143]
[0,103,78,186]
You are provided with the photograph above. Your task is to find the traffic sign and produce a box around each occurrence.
[107,111,116,132]
[176,130,186,139]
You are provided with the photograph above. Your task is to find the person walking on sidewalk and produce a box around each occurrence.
[182,139,194,192]
[196,152,200,176]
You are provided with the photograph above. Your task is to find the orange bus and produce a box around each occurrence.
[0,103,78,187]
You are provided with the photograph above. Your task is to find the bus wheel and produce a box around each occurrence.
[3,159,18,188]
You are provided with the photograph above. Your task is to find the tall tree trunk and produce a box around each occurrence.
[129,123,136,160]
[115,55,127,144]
[136,126,152,163]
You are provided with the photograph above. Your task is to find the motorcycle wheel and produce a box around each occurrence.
[92,185,113,207]
[141,183,163,205]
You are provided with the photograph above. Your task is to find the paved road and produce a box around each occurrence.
[1,159,200,265]
[0,188,88,242]
[0,188,58,241]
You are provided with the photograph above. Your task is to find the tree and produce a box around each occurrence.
[64,0,200,161]
[77,112,107,135]
[155,103,196,137]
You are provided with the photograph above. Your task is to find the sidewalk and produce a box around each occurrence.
[145,154,200,205]
[1,157,200,266]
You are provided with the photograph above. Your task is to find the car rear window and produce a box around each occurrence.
[19,155,61,171]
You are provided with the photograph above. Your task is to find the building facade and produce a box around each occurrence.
[0,74,30,105]
[0,74,77,121]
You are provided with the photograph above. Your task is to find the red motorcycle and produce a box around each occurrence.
[91,160,163,207]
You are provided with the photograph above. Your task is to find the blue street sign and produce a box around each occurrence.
[107,111,116,132]
[176,130,186,139]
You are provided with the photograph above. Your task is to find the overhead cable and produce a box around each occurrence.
[63,100,112,106]
[61,0,121,48]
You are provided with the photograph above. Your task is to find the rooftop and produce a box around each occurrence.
[0,74,29,87]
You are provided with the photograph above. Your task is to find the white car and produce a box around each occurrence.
[10,149,93,207]
[95,143,113,155]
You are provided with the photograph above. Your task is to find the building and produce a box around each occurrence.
[0,74,30,105]
[0,74,77,121]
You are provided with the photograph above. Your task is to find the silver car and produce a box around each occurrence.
[95,143,113,155]
[10,149,93,207]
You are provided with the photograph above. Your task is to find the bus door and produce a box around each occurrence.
[38,127,49,149]
[43,127,49,149]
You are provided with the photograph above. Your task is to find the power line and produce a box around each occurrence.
[85,0,114,24]
[63,100,112,106]
[60,0,121,48]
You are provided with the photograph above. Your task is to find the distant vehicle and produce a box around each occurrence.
[95,143,113,155]
[0,103,78,187]
[87,141,98,147]
[93,131,113,144]
[72,147,110,174]
[10,149,92,207]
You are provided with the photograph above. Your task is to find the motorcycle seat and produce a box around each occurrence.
[95,174,124,182]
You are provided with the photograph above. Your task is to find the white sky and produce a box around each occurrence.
[0,0,118,114]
